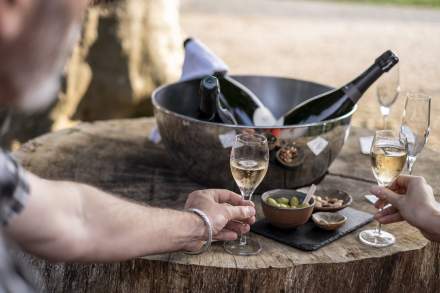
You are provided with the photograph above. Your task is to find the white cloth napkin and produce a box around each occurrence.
[180,38,229,81]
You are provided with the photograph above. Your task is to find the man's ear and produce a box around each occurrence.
[0,0,33,42]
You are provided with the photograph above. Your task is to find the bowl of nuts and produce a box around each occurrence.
[297,187,352,212]
[276,144,304,169]
[261,189,315,229]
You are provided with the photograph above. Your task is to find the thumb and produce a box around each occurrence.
[370,186,401,207]
[225,205,255,221]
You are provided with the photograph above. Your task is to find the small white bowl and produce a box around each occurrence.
[312,212,347,231]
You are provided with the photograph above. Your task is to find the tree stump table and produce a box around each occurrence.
[14,118,440,293]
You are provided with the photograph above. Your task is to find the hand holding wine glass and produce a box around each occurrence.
[184,189,256,252]
[359,130,407,248]
[400,93,431,175]
[224,133,269,256]
[370,175,440,242]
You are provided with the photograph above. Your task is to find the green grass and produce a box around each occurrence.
[329,0,440,7]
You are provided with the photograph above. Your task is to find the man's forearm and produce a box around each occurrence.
[75,182,206,261]
[6,173,205,262]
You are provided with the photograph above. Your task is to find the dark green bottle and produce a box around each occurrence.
[283,50,399,125]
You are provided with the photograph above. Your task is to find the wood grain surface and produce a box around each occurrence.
[14,118,440,293]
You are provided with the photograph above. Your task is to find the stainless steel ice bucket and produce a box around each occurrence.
[152,75,356,190]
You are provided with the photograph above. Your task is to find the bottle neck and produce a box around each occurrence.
[345,63,383,104]
[199,88,218,120]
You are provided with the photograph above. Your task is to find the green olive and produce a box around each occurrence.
[266,197,280,207]
[276,197,290,205]
[290,196,299,207]
[298,203,309,208]
[279,203,290,208]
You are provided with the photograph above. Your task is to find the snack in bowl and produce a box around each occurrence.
[275,144,305,168]
[298,187,352,212]
[314,196,344,209]
[264,195,310,209]
[278,144,299,164]
[261,189,314,229]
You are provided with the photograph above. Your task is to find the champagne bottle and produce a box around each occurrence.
[198,75,239,125]
[183,38,279,126]
[215,73,278,126]
[198,76,219,122]
[283,50,399,125]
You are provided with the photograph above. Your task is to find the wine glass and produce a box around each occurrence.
[224,133,269,256]
[400,93,431,175]
[377,64,400,129]
[359,130,407,248]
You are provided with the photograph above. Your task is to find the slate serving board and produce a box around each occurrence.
[251,207,374,251]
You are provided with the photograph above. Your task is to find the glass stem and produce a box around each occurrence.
[376,209,383,235]
[239,234,247,246]
[380,106,390,129]
[239,190,253,246]
[407,156,417,175]
[376,182,388,235]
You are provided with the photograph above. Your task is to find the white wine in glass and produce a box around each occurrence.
[371,145,407,186]
[359,130,407,248]
[224,133,269,256]
[230,160,267,198]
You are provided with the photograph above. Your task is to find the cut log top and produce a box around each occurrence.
[14,118,440,270]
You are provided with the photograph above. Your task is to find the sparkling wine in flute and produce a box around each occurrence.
[371,144,407,186]
[230,159,268,199]
[225,133,268,256]
[283,50,399,125]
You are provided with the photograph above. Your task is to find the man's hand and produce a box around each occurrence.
[5,173,256,261]
[371,175,440,242]
[184,189,256,251]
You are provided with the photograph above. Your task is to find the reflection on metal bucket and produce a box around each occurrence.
[152,75,356,191]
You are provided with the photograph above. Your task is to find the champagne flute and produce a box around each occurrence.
[359,130,407,248]
[224,133,269,256]
[377,64,400,129]
[400,93,431,175]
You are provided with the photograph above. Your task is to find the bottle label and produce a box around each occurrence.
[307,136,328,156]
[218,130,237,148]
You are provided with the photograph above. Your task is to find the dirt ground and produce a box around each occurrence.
[180,0,440,151]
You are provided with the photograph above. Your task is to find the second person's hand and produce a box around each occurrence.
[371,175,440,242]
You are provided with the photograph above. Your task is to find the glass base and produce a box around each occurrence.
[359,229,395,248]
[224,237,262,256]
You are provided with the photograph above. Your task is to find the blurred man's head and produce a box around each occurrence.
[0,0,89,112]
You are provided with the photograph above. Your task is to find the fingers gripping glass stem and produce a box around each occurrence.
[359,130,407,248]
[224,133,269,256]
